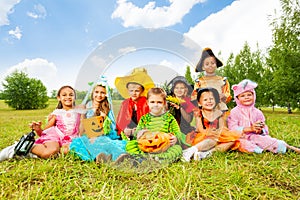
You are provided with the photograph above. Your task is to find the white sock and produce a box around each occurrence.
[0,143,17,162]
[182,146,198,162]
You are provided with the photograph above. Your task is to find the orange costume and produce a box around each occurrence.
[190,110,240,149]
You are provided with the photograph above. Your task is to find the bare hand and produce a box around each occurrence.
[170,102,180,109]
[253,121,264,134]
[169,134,177,146]
[29,121,43,136]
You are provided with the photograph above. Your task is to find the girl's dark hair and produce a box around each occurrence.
[56,85,76,109]
[147,87,167,101]
[196,87,220,105]
[92,85,110,116]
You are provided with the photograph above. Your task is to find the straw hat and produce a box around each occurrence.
[195,48,223,72]
[114,67,155,99]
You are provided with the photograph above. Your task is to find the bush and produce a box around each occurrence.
[2,71,49,110]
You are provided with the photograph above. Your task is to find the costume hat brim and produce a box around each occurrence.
[195,48,223,72]
[115,67,155,99]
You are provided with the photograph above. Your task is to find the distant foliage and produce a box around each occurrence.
[220,43,271,108]
[184,66,194,85]
[267,0,300,110]
[2,71,49,110]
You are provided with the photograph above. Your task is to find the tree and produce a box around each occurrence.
[268,0,300,112]
[50,90,57,99]
[221,43,268,107]
[184,66,194,85]
[2,71,49,110]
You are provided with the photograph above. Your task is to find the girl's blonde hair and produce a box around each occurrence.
[147,87,167,101]
[56,85,76,109]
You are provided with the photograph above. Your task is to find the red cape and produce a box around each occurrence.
[116,96,149,135]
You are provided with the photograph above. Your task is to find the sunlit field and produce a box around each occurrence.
[0,100,299,199]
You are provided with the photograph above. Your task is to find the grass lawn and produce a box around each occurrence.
[0,100,299,199]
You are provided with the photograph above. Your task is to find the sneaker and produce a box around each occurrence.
[182,146,198,162]
[193,150,212,161]
[95,153,112,164]
[0,143,17,162]
[26,152,38,159]
[114,154,131,165]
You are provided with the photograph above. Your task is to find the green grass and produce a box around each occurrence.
[0,100,300,199]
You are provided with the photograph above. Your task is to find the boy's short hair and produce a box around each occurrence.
[147,87,167,100]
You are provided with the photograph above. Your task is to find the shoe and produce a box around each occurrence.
[95,153,112,164]
[0,143,17,162]
[182,146,198,162]
[26,152,38,159]
[114,154,131,165]
[193,150,212,161]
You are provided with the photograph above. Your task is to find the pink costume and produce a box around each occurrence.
[35,109,85,147]
[227,79,286,153]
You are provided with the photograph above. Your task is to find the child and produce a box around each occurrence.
[69,80,127,162]
[183,87,241,162]
[167,76,196,135]
[227,79,300,154]
[30,85,86,158]
[192,48,231,111]
[127,88,191,164]
[115,67,155,139]
[0,85,85,161]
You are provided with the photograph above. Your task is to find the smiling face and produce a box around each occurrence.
[198,91,216,111]
[148,94,166,116]
[127,83,144,101]
[237,91,254,106]
[173,82,188,98]
[92,85,106,103]
[57,87,75,110]
[202,56,217,75]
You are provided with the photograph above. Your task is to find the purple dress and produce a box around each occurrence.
[35,109,84,147]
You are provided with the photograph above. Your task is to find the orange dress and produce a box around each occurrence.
[190,110,241,149]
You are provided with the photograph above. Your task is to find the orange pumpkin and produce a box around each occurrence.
[138,131,171,153]
[82,116,105,138]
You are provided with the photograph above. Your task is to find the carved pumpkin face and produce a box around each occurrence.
[138,131,171,153]
[82,116,104,138]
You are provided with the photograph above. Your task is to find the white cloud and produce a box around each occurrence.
[118,46,136,54]
[8,26,22,39]
[185,0,282,61]
[0,0,21,26]
[159,59,173,68]
[27,4,47,19]
[0,58,59,95]
[112,0,206,28]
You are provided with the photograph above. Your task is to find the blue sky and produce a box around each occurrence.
[0,0,281,94]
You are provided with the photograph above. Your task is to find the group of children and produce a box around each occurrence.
[1,47,299,165]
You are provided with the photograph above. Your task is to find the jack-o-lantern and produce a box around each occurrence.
[138,131,171,153]
[82,116,104,138]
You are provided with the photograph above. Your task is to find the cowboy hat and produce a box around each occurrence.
[195,48,223,72]
[114,67,155,99]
